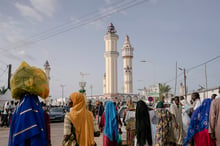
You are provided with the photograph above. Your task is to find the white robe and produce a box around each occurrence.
[169,103,185,145]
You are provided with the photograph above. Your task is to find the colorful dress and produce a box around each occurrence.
[184,98,215,146]
[155,108,172,146]
[125,110,136,146]
[99,101,121,146]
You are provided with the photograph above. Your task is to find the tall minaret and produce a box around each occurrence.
[122,35,134,93]
[104,23,119,97]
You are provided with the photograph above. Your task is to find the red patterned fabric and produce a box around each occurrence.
[194,129,215,146]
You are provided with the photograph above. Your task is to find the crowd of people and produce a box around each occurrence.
[2,88,220,146]
[2,90,220,146]
[0,100,18,127]
[62,91,220,146]
[2,62,220,146]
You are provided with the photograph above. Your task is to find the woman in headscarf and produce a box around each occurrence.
[63,92,96,146]
[124,100,136,146]
[99,101,121,146]
[135,100,152,146]
[123,98,134,125]
[155,103,172,146]
[183,98,215,146]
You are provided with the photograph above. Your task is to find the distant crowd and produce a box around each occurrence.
[2,91,220,146]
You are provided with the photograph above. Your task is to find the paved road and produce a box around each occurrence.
[0,122,103,146]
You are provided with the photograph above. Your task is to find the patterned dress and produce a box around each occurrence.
[126,117,135,146]
[155,108,172,146]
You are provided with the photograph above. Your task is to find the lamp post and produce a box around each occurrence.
[60,84,65,106]
[79,72,89,95]
[79,81,86,94]
[90,85,93,98]
[178,67,187,100]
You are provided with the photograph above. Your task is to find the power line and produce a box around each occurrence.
[0,0,127,53]
[0,0,148,54]
[187,56,220,72]
[31,0,147,43]
[163,55,220,85]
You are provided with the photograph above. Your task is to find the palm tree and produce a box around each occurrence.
[159,83,171,98]
[0,86,7,95]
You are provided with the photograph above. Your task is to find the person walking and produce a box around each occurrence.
[135,100,152,146]
[97,101,104,123]
[1,101,9,127]
[209,97,220,145]
[8,61,49,146]
[169,96,185,146]
[41,102,51,146]
[63,92,96,146]
[124,103,136,146]
[155,104,172,146]
[99,101,121,146]
[8,100,15,126]
[192,92,201,111]
[156,96,165,108]
[211,94,217,100]
[184,98,215,146]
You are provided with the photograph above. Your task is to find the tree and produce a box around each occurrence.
[0,86,7,95]
[159,83,171,98]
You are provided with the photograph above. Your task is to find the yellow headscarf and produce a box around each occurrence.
[68,92,95,146]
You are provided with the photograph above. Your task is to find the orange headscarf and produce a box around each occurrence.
[69,92,95,146]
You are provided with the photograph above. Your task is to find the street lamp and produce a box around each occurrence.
[79,72,89,95]
[90,85,93,98]
[60,84,65,106]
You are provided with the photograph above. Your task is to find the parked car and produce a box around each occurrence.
[48,107,65,122]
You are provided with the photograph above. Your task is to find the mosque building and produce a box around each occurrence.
[103,23,134,98]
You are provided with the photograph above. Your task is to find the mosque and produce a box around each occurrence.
[103,23,138,100]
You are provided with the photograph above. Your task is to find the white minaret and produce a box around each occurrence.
[104,23,119,97]
[122,35,134,93]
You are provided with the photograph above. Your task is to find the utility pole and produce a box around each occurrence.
[8,64,12,89]
[205,63,208,97]
[90,85,93,98]
[184,68,187,100]
[174,62,177,96]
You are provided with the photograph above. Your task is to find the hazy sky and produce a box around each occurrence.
[0,0,220,99]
